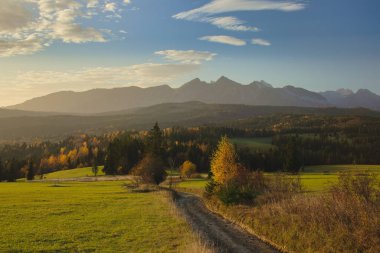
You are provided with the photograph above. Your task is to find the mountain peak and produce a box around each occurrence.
[356,89,376,96]
[216,76,230,82]
[336,88,354,96]
[249,80,273,89]
[181,78,205,88]
[215,76,241,86]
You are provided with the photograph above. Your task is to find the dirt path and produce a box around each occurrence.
[175,192,280,253]
[34,175,133,183]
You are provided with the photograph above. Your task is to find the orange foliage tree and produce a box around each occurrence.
[180,160,197,178]
[210,136,246,185]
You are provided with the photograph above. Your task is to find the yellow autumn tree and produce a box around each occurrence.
[211,136,245,185]
[180,160,197,178]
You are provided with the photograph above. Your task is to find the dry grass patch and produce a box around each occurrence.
[204,173,380,253]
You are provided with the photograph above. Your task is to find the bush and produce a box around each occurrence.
[204,178,217,198]
[180,161,197,178]
[131,154,167,185]
[216,183,256,205]
[255,173,303,205]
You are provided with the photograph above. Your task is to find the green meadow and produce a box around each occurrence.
[300,164,380,192]
[0,181,194,252]
[177,164,380,193]
[230,137,274,150]
[44,166,105,179]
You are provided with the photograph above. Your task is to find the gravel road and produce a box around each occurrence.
[175,192,281,253]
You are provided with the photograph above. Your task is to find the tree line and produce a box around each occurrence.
[1,113,380,181]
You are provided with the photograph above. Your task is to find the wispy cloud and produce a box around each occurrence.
[155,50,217,64]
[104,2,117,12]
[204,16,259,32]
[0,0,129,57]
[174,0,305,40]
[174,0,306,20]
[199,35,246,46]
[252,38,271,46]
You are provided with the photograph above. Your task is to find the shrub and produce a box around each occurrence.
[131,154,167,185]
[180,161,197,178]
[216,182,256,205]
[204,178,217,198]
[255,173,303,205]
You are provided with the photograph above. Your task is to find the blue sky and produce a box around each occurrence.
[0,0,379,106]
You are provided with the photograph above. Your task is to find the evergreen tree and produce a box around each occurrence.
[6,158,18,182]
[103,142,119,175]
[283,137,302,173]
[26,160,35,181]
[0,157,4,182]
[147,122,164,158]
[92,159,99,177]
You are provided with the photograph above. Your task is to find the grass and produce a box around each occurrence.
[176,179,208,190]
[304,164,380,173]
[230,137,274,150]
[43,166,105,179]
[0,181,196,252]
[176,165,380,193]
[300,164,380,192]
[203,173,380,253]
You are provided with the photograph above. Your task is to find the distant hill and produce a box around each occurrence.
[1,102,380,141]
[9,76,380,113]
[0,108,59,118]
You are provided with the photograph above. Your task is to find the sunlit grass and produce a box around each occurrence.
[177,165,380,193]
[0,181,194,252]
[176,179,208,189]
[44,166,105,179]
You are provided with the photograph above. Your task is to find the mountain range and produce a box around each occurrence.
[7,76,380,113]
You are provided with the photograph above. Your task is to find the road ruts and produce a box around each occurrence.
[175,192,281,253]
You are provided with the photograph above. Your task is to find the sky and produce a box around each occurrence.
[0,0,379,106]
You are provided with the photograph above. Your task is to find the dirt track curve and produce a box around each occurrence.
[175,192,281,253]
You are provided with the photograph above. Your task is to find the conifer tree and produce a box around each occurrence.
[0,157,4,182]
[26,160,35,181]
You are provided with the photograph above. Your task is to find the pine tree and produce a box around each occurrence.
[103,142,119,175]
[147,122,164,157]
[0,157,4,182]
[26,160,35,181]
[92,159,99,177]
[6,158,18,182]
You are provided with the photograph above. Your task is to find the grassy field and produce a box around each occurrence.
[176,179,208,190]
[304,164,380,173]
[44,166,105,179]
[177,165,380,193]
[230,137,274,150]
[0,181,195,252]
[300,164,380,192]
